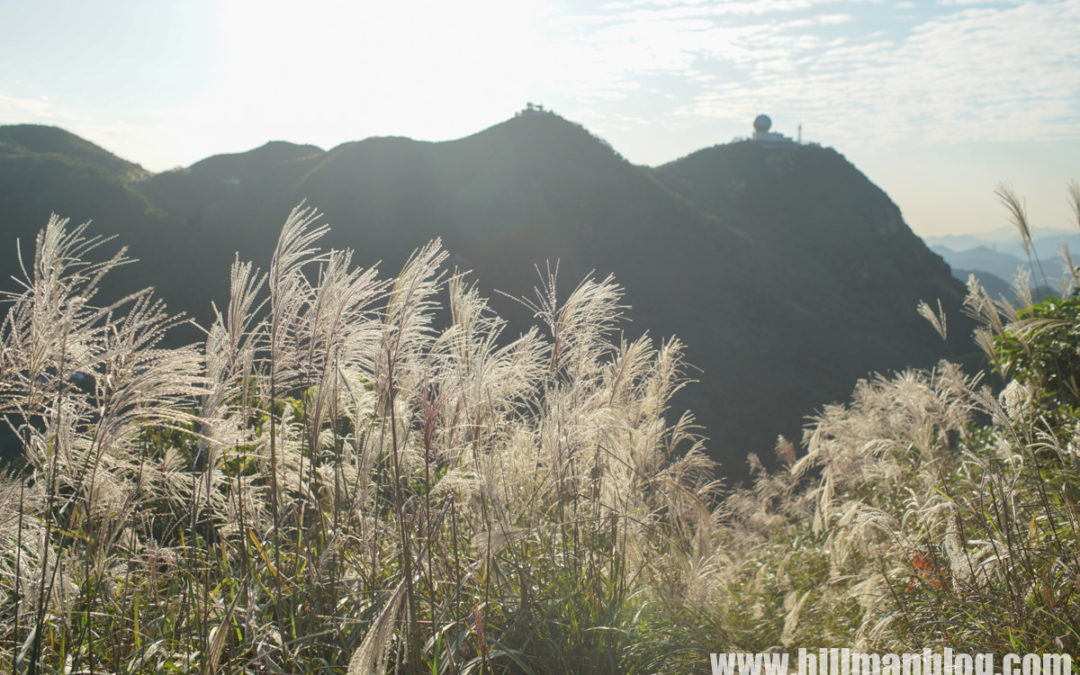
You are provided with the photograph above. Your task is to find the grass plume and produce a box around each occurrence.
[1,194,1076,672]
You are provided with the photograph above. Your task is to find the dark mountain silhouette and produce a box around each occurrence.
[0,124,147,179]
[653,141,978,461]
[0,125,169,303]
[0,115,976,480]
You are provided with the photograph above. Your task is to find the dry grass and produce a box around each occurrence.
[0,206,715,672]
[1,196,1076,673]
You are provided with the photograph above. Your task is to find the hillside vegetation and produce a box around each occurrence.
[0,202,1076,672]
[0,117,976,477]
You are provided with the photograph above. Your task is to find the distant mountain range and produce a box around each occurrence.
[925,229,1080,298]
[0,114,978,481]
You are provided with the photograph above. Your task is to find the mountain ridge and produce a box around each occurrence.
[0,124,148,180]
[0,115,976,479]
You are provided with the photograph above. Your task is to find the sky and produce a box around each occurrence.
[0,0,1077,237]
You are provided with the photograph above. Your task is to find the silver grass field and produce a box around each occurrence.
[1,197,1078,673]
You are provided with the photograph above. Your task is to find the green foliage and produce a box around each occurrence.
[994,296,1080,408]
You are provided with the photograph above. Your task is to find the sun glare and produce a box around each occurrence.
[202,0,554,147]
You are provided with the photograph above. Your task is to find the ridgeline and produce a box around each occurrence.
[0,112,976,480]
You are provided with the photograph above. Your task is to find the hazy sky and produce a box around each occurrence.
[1,0,1077,236]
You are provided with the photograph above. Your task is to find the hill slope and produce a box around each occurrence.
[653,141,977,461]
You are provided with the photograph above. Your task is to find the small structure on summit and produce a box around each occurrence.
[517,102,553,117]
[751,114,796,145]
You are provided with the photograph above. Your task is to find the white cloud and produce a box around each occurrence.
[566,0,1079,152]
[0,93,56,120]
[610,0,865,14]
[938,0,1021,5]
